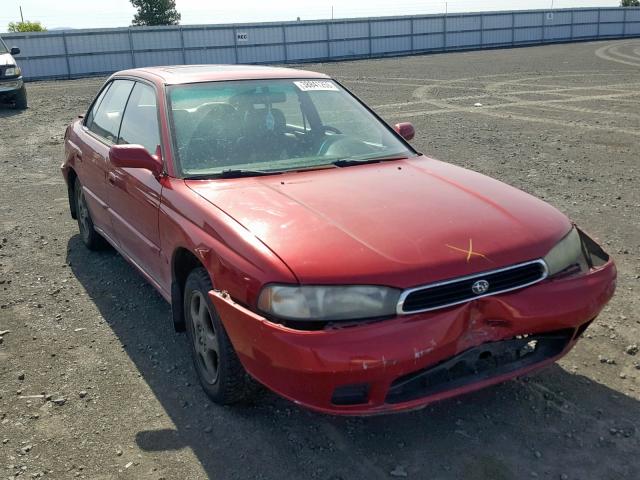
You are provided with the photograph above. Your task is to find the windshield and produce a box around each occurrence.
[167,79,415,177]
[0,38,8,54]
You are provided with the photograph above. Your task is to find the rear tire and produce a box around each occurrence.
[184,267,256,405]
[13,86,27,110]
[74,177,107,250]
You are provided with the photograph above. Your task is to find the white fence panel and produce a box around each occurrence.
[184,48,236,65]
[413,17,445,34]
[182,28,235,48]
[573,24,599,38]
[330,39,369,57]
[483,29,513,45]
[66,32,130,55]
[329,22,368,39]
[600,23,625,36]
[69,53,133,75]
[371,20,411,36]
[483,14,513,29]
[286,42,329,60]
[3,7,639,80]
[413,33,445,50]
[372,36,411,54]
[284,24,327,42]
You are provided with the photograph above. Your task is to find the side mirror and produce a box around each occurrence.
[10,47,20,56]
[109,144,163,177]
[394,122,415,141]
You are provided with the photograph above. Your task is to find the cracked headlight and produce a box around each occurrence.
[257,284,401,322]
[543,227,589,277]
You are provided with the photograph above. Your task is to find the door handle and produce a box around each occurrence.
[107,172,117,185]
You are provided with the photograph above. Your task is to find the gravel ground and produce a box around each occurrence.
[1,39,639,480]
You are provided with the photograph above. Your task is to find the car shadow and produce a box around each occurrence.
[66,235,640,479]
[0,105,24,117]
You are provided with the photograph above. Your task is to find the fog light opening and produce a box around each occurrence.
[331,383,370,406]
[518,340,538,357]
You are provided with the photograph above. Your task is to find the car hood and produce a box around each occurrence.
[186,156,571,288]
[0,53,15,66]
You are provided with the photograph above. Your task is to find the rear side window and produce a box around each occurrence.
[88,80,134,143]
[118,82,160,154]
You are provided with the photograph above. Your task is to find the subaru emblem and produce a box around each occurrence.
[471,279,490,295]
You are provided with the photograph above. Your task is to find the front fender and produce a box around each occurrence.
[158,177,298,327]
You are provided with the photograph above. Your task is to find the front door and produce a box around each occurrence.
[106,81,164,287]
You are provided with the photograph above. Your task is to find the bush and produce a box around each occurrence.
[7,21,46,32]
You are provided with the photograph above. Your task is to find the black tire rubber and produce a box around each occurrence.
[13,85,27,110]
[184,267,257,405]
[74,177,107,250]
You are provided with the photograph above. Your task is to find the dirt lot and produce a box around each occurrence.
[1,39,639,480]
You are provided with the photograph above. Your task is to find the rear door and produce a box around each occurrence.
[77,79,134,241]
[107,81,164,286]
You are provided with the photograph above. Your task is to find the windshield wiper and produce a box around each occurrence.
[185,169,283,180]
[332,155,406,168]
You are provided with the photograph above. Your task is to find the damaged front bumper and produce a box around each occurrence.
[209,260,616,415]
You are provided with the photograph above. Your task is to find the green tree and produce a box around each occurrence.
[7,20,46,32]
[130,0,181,26]
[621,0,640,6]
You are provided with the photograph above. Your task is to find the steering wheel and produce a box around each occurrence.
[319,125,342,135]
[315,125,345,155]
[186,104,238,168]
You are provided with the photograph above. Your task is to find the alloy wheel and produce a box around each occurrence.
[76,185,91,242]
[189,290,220,384]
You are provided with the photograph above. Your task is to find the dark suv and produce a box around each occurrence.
[0,35,26,109]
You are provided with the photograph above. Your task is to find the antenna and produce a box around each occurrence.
[20,5,24,23]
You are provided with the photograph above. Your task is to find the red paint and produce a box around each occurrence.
[62,65,617,414]
[394,122,415,141]
[210,259,615,414]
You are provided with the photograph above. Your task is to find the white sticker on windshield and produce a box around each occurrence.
[294,80,339,92]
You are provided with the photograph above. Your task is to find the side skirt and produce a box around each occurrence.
[94,226,171,304]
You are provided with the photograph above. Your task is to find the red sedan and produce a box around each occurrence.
[61,65,616,415]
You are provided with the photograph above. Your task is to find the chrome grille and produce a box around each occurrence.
[398,260,548,314]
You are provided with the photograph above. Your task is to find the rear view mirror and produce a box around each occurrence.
[394,122,415,141]
[10,47,20,56]
[109,144,163,177]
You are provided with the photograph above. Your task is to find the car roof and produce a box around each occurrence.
[114,64,330,85]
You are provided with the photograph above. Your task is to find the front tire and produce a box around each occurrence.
[74,177,106,250]
[13,86,27,110]
[184,268,256,405]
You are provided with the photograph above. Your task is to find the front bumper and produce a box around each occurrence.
[210,260,616,415]
[0,77,24,94]
[0,77,23,95]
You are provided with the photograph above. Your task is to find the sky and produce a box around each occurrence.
[1,0,621,31]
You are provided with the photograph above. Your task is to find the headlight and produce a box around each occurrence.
[543,227,589,277]
[4,66,21,77]
[257,284,401,322]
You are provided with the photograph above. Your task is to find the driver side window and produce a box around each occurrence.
[87,79,134,143]
[118,82,160,154]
